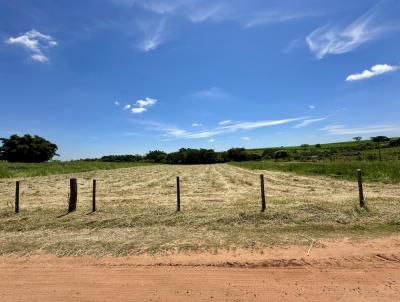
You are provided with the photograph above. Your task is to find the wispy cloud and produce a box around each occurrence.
[309,105,315,110]
[293,117,326,128]
[112,1,324,51]
[114,101,120,106]
[346,64,399,81]
[306,3,392,59]
[192,86,229,100]
[192,123,202,127]
[241,136,251,141]
[5,29,57,62]
[136,19,168,51]
[159,117,308,139]
[244,10,319,29]
[321,124,400,135]
[219,120,232,125]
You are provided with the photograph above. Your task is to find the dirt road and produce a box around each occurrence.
[1,236,399,302]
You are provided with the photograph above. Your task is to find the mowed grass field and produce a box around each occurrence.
[0,161,151,178]
[0,164,399,256]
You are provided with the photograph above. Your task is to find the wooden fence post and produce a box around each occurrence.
[260,174,266,212]
[176,176,180,212]
[15,181,20,214]
[68,178,78,213]
[92,179,96,212]
[357,169,365,208]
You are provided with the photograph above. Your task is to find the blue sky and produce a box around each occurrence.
[1,0,400,160]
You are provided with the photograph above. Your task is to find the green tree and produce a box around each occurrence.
[226,148,249,161]
[371,136,389,161]
[353,136,362,141]
[0,134,58,162]
[145,150,167,163]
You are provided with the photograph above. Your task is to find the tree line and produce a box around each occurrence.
[83,148,261,164]
[1,134,399,163]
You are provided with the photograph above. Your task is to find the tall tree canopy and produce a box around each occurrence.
[0,134,58,162]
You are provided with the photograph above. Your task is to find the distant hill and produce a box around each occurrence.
[245,138,400,161]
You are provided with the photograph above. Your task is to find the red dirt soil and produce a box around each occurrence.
[1,236,399,302]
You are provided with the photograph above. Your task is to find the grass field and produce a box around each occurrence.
[247,139,400,161]
[0,161,151,179]
[0,164,399,256]
[231,160,400,183]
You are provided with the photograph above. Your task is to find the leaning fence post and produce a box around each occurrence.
[15,181,20,214]
[92,179,96,212]
[176,176,180,212]
[357,169,365,208]
[260,174,266,212]
[68,178,78,213]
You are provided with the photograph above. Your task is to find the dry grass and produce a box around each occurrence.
[0,164,399,256]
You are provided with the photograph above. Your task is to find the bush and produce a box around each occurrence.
[0,134,58,163]
[273,150,289,159]
[262,148,279,159]
[389,138,400,147]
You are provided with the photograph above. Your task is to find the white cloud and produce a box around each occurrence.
[5,29,57,62]
[293,117,326,128]
[244,10,319,29]
[113,1,321,51]
[114,101,120,106]
[133,0,231,24]
[128,97,158,114]
[209,139,215,143]
[321,124,400,135]
[306,4,390,59]
[241,136,251,141]
[218,117,307,132]
[309,105,315,110]
[131,107,147,113]
[346,64,399,81]
[192,123,202,127]
[219,120,232,125]
[159,116,308,139]
[136,97,157,107]
[137,19,167,51]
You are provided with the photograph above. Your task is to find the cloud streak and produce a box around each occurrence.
[306,3,391,59]
[192,86,229,100]
[114,0,321,50]
[244,10,319,29]
[158,117,308,139]
[293,118,326,128]
[321,124,400,135]
[136,19,168,51]
[5,29,57,62]
[346,64,399,81]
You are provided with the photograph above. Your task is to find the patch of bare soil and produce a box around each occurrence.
[1,236,399,301]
